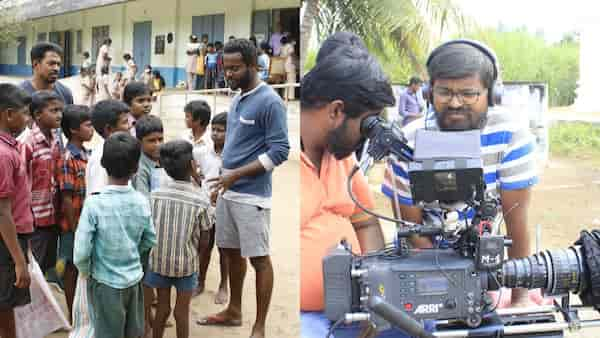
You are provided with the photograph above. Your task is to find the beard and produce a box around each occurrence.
[230,69,253,90]
[326,118,360,160]
[436,107,487,131]
[45,71,59,84]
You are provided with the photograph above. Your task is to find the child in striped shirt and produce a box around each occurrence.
[145,140,210,338]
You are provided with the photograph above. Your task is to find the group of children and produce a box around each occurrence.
[194,41,226,90]
[0,79,229,338]
[80,53,166,108]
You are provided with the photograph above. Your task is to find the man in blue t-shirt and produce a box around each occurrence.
[197,38,289,338]
[20,42,74,105]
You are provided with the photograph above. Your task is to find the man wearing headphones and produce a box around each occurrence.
[382,40,539,307]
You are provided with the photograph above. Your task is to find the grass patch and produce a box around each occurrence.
[549,122,600,161]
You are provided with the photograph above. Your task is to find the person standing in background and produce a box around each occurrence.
[269,23,284,56]
[123,53,137,83]
[258,42,271,82]
[96,65,112,102]
[96,38,112,79]
[205,44,219,89]
[200,34,209,50]
[81,51,91,72]
[215,41,226,89]
[249,36,258,48]
[398,76,424,126]
[140,65,153,87]
[151,70,167,97]
[186,35,202,90]
[280,36,297,100]
[112,72,124,100]
[80,68,95,107]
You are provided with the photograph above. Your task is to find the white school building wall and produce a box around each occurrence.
[0,0,300,87]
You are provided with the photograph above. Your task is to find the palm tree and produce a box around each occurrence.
[0,0,24,45]
[300,0,319,78]
[301,0,472,79]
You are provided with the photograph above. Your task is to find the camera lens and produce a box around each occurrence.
[500,247,584,296]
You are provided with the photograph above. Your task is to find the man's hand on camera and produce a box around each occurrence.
[510,288,536,308]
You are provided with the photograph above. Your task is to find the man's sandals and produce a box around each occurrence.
[196,313,242,327]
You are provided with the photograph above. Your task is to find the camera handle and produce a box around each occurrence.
[368,296,434,338]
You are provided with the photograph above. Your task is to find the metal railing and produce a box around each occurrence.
[156,82,300,115]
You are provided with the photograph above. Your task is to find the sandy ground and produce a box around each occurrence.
[46,159,300,338]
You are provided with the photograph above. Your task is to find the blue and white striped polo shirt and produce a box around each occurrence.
[381,106,538,224]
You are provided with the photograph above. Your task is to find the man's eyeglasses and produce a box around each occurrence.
[433,87,486,105]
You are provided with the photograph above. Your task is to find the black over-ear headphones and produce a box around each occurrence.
[426,39,503,106]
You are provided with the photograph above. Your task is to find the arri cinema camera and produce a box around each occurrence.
[322,116,600,338]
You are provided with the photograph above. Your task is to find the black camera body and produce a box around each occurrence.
[322,117,600,337]
[324,245,490,330]
[324,126,512,330]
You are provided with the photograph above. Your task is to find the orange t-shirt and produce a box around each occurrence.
[300,151,375,311]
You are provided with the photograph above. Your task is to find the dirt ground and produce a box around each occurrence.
[370,154,600,338]
[46,159,300,338]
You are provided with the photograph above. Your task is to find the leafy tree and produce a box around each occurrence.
[463,28,579,106]
[301,0,469,79]
[0,0,23,45]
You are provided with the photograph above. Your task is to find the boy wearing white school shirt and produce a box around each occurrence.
[181,100,212,185]
[85,100,131,196]
[195,111,229,304]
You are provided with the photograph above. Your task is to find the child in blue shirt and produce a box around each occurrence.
[74,131,157,338]
[205,43,219,89]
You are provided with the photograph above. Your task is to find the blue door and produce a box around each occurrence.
[252,10,271,45]
[17,37,26,65]
[213,14,224,43]
[192,14,225,43]
[133,21,152,78]
[49,32,60,45]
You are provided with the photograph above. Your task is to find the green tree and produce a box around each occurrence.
[463,28,579,106]
[301,0,470,80]
[0,0,23,45]
[300,0,319,77]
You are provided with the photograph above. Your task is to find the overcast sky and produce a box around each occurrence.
[457,0,598,42]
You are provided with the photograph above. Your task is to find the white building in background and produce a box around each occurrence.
[575,21,600,113]
[0,0,300,87]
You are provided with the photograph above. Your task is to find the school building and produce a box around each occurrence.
[0,0,300,87]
